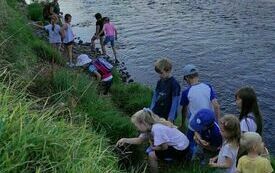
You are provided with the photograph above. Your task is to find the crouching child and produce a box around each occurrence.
[116,108,191,173]
[190,109,222,165]
[76,54,113,95]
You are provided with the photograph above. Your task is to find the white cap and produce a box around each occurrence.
[75,54,92,66]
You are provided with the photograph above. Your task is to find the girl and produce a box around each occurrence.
[237,132,273,173]
[116,108,191,173]
[209,114,240,173]
[61,14,75,67]
[44,15,62,51]
[235,87,263,135]
[97,17,118,63]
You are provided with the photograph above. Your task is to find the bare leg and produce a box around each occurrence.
[67,44,73,64]
[111,46,118,62]
[91,35,96,52]
[99,36,104,54]
[148,151,159,173]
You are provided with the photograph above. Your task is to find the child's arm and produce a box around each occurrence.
[150,90,157,110]
[60,23,68,39]
[181,105,188,128]
[114,26,118,40]
[212,99,221,120]
[30,22,44,29]
[116,136,146,146]
[209,156,233,169]
[168,96,180,122]
[151,143,169,151]
[91,71,101,81]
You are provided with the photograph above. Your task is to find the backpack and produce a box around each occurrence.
[93,59,112,80]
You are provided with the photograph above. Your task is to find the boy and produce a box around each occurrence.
[76,54,113,95]
[190,109,222,165]
[97,17,118,63]
[180,64,221,152]
[91,13,104,54]
[150,58,181,123]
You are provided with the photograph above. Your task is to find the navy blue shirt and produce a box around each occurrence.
[199,122,222,149]
[152,77,181,120]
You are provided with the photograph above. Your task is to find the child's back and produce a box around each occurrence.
[44,24,61,44]
[237,155,273,173]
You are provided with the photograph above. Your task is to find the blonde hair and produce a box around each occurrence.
[220,114,241,147]
[131,108,176,128]
[240,132,264,153]
[154,58,172,72]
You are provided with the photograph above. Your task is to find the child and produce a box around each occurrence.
[190,109,222,165]
[31,15,61,51]
[116,108,191,173]
[75,54,113,95]
[61,14,75,67]
[91,13,104,54]
[97,17,118,63]
[209,114,240,173]
[150,58,181,123]
[235,87,263,135]
[44,15,62,51]
[236,132,273,173]
[180,64,221,152]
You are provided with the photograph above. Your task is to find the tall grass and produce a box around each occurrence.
[0,70,122,172]
[27,2,43,21]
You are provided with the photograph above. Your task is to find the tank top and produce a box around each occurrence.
[63,23,74,43]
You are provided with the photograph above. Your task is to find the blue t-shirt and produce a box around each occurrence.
[199,122,222,148]
[180,83,217,130]
[152,77,181,120]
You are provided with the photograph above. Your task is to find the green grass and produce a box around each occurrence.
[27,2,43,21]
[0,71,122,173]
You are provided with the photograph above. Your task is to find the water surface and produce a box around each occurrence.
[59,0,275,153]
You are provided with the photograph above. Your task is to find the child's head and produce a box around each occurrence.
[154,58,172,78]
[131,108,175,132]
[104,17,110,23]
[190,109,216,132]
[240,132,264,154]
[94,13,102,20]
[75,54,92,68]
[51,15,58,24]
[220,114,241,145]
[235,86,262,134]
[64,14,72,23]
[182,64,199,83]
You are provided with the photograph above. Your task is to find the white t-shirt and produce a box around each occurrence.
[150,123,189,150]
[180,83,217,130]
[240,113,257,133]
[217,142,239,173]
[44,24,61,44]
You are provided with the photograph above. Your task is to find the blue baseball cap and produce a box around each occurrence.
[182,64,198,77]
[190,109,215,132]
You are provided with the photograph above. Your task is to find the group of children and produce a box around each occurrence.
[41,1,119,66]
[117,58,273,173]
[36,3,273,172]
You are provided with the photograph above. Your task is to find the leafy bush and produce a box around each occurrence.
[27,2,43,21]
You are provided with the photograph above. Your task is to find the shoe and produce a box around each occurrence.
[67,62,75,68]
[115,59,120,64]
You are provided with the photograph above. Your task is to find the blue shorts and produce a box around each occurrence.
[104,36,115,47]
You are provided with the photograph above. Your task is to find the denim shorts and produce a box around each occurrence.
[103,36,115,47]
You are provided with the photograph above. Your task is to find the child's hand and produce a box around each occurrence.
[199,139,209,147]
[209,156,218,165]
[209,161,218,167]
[116,138,127,147]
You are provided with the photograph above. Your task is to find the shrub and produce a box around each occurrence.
[27,2,43,21]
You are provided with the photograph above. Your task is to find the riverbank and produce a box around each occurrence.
[1,0,274,172]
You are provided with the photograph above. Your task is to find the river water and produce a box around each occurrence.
[56,0,275,153]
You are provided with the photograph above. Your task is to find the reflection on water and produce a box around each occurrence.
[58,0,275,153]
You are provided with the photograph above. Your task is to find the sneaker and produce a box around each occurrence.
[66,62,75,68]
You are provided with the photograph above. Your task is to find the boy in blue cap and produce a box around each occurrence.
[180,64,221,152]
[190,109,222,165]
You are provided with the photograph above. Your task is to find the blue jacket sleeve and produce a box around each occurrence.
[150,90,157,110]
[168,96,180,121]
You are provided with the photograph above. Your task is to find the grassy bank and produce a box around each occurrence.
[1,0,274,172]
